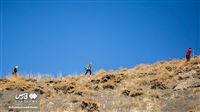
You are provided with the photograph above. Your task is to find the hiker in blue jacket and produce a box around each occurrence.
[12,65,19,76]
[84,63,92,75]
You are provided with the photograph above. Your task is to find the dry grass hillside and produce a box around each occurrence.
[0,56,200,112]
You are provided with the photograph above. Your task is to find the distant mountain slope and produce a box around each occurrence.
[0,56,200,112]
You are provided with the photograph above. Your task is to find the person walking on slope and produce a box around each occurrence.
[85,63,92,75]
[12,65,19,76]
[186,48,192,62]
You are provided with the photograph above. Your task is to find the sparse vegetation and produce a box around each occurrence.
[0,56,200,112]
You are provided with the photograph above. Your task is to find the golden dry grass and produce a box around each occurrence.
[0,56,200,112]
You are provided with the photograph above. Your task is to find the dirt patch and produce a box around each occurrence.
[0,78,10,83]
[26,78,37,82]
[101,74,115,83]
[165,66,173,72]
[122,90,130,96]
[102,84,115,90]
[74,91,84,97]
[89,85,100,91]
[122,89,144,97]
[81,101,99,112]
[91,79,100,84]
[54,85,75,94]
[150,80,168,90]
[34,88,45,94]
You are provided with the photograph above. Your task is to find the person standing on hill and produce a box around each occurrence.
[186,48,192,62]
[84,63,92,75]
[12,65,19,76]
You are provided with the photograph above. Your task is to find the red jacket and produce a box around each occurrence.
[186,49,192,56]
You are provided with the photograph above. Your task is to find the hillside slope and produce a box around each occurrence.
[0,56,200,112]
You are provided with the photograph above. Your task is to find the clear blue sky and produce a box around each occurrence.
[0,0,199,77]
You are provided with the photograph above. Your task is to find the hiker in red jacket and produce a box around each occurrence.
[186,48,192,61]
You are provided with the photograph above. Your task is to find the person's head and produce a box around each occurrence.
[189,48,192,50]
[15,66,19,69]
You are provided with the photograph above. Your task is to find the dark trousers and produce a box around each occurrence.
[85,69,92,75]
[12,71,17,76]
[186,55,190,61]
[12,68,18,75]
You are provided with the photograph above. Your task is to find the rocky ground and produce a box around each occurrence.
[0,56,200,112]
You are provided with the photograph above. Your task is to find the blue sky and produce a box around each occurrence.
[0,0,199,77]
